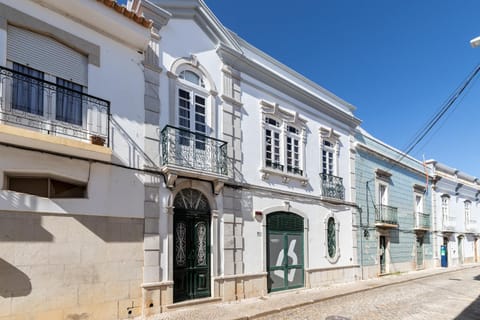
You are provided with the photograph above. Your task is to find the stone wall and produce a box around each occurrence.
[0,212,144,319]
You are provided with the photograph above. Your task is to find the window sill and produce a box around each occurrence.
[260,167,308,185]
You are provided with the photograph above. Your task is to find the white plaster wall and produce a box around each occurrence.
[159,19,223,135]
[242,195,355,274]
[0,146,144,218]
[2,0,147,168]
[240,45,353,115]
[240,75,353,199]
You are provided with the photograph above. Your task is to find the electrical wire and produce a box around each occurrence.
[388,63,480,170]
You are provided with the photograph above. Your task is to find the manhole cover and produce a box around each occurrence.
[325,316,351,320]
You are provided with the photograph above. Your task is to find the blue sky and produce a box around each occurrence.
[203,1,480,177]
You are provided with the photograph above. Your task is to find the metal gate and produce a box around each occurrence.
[267,212,304,293]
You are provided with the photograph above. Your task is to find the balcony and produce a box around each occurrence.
[414,212,430,231]
[442,216,456,232]
[320,173,345,200]
[375,204,398,228]
[161,125,228,188]
[0,66,110,146]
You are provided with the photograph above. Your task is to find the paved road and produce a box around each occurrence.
[258,267,480,320]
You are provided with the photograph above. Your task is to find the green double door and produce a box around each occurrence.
[267,212,304,293]
[173,210,210,303]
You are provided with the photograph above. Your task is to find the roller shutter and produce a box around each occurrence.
[7,25,88,86]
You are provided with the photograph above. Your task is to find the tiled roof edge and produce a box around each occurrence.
[97,0,153,28]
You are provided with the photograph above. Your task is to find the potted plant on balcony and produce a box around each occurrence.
[90,135,106,146]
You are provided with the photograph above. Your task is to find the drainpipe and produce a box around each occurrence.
[358,205,364,280]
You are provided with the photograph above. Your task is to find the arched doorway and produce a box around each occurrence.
[173,189,211,302]
[266,212,304,293]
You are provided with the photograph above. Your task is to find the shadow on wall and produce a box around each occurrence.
[74,215,144,242]
[0,211,53,242]
[0,258,32,297]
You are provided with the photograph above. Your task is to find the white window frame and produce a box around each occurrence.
[377,182,388,206]
[324,212,341,263]
[260,100,307,184]
[319,127,340,177]
[175,69,210,136]
[441,194,450,228]
[6,60,88,130]
[465,200,472,227]
[415,194,424,213]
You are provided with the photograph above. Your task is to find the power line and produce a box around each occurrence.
[388,63,480,169]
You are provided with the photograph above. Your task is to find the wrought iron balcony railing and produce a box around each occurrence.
[320,173,345,200]
[0,66,110,145]
[161,125,227,176]
[442,216,456,231]
[414,212,430,230]
[375,204,398,226]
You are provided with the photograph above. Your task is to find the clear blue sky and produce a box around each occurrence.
[202,1,480,177]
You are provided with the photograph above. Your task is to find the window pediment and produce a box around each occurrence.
[260,100,307,128]
[376,168,392,181]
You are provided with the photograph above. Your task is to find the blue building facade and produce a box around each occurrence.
[354,129,433,279]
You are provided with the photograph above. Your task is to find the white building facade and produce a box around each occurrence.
[427,161,480,268]
[0,0,153,318]
[139,0,362,312]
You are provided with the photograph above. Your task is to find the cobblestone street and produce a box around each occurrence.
[259,267,480,320]
[142,266,480,320]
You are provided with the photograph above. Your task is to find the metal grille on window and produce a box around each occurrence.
[173,189,210,212]
[327,217,336,259]
[175,222,187,266]
[196,222,207,265]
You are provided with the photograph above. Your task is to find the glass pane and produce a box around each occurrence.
[286,234,303,266]
[268,269,285,291]
[288,266,303,287]
[56,78,83,126]
[268,234,284,267]
[12,63,44,115]
[196,222,208,266]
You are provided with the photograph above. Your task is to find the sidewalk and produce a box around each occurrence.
[141,264,480,320]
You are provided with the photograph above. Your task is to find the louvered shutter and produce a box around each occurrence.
[7,25,88,86]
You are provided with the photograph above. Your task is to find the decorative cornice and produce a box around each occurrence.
[218,44,361,130]
[141,0,172,29]
[147,0,242,52]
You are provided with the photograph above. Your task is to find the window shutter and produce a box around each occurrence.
[7,25,88,86]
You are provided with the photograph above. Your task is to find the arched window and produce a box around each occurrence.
[327,217,336,259]
[176,68,208,142]
[179,70,205,88]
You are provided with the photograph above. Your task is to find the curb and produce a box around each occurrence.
[233,265,479,320]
